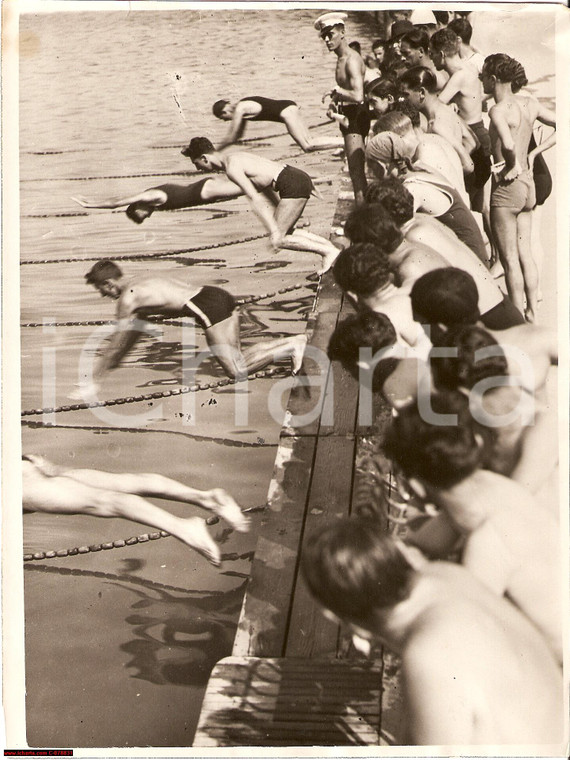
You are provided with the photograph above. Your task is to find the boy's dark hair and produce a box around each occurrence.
[372,38,386,50]
[212,99,231,119]
[400,27,430,53]
[302,518,415,623]
[126,203,152,224]
[411,268,481,326]
[349,40,362,54]
[332,242,392,297]
[344,203,404,251]
[433,10,450,26]
[398,65,438,94]
[85,260,123,285]
[430,27,460,56]
[181,136,215,160]
[366,76,399,99]
[384,391,486,488]
[483,53,528,93]
[390,101,421,128]
[365,177,414,225]
[327,311,399,392]
[448,17,473,44]
[430,324,509,391]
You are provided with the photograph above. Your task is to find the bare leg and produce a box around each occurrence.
[343,132,367,205]
[23,470,222,564]
[281,108,343,152]
[516,209,538,323]
[281,230,340,273]
[490,206,525,315]
[204,314,307,378]
[61,469,250,532]
[530,206,544,302]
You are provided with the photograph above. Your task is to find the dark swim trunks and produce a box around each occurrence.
[273,165,314,199]
[480,295,525,329]
[337,102,372,138]
[464,121,491,199]
[183,287,236,330]
[242,96,297,122]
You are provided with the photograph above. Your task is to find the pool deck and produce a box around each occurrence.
[194,185,406,747]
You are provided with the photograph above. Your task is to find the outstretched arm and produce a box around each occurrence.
[72,188,167,210]
[218,102,249,149]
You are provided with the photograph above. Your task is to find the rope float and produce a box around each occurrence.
[23,504,267,562]
[20,233,267,266]
[21,365,292,417]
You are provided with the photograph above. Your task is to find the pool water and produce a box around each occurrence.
[18,7,378,747]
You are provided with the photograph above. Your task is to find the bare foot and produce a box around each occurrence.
[317,245,341,275]
[291,334,308,375]
[205,489,251,533]
[174,516,221,566]
[71,195,91,208]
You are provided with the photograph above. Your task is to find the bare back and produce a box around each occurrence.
[403,562,563,745]
[117,276,201,319]
[224,152,283,190]
[489,94,538,165]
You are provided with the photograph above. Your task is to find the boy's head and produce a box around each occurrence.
[332,241,393,298]
[126,203,154,224]
[343,203,404,251]
[85,259,123,298]
[328,311,399,392]
[430,324,509,391]
[399,28,431,68]
[429,28,461,70]
[448,17,473,45]
[410,268,481,327]
[365,177,415,225]
[302,518,415,628]
[181,136,216,170]
[384,391,486,490]
[481,54,528,94]
[212,99,233,120]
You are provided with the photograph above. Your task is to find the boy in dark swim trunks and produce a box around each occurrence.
[182,136,340,272]
[22,454,250,566]
[70,259,307,399]
[314,12,369,204]
[212,96,342,152]
[72,176,245,223]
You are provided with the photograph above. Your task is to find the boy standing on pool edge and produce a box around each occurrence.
[315,12,370,205]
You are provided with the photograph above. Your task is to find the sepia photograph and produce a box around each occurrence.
[2,0,568,755]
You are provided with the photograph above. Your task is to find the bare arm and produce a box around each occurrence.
[489,104,519,179]
[92,291,145,379]
[72,188,167,209]
[437,71,463,106]
[225,159,279,239]
[218,102,249,149]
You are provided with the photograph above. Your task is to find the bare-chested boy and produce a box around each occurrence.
[182,136,340,272]
[482,54,556,322]
[399,65,476,175]
[430,28,491,212]
[72,259,307,398]
[386,392,563,664]
[314,12,370,204]
[302,518,563,745]
[23,454,250,566]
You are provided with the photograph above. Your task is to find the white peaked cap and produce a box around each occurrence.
[314,12,348,32]
[410,8,437,25]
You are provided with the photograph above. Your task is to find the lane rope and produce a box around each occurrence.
[23,504,267,562]
[20,233,266,265]
[21,365,293,417]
